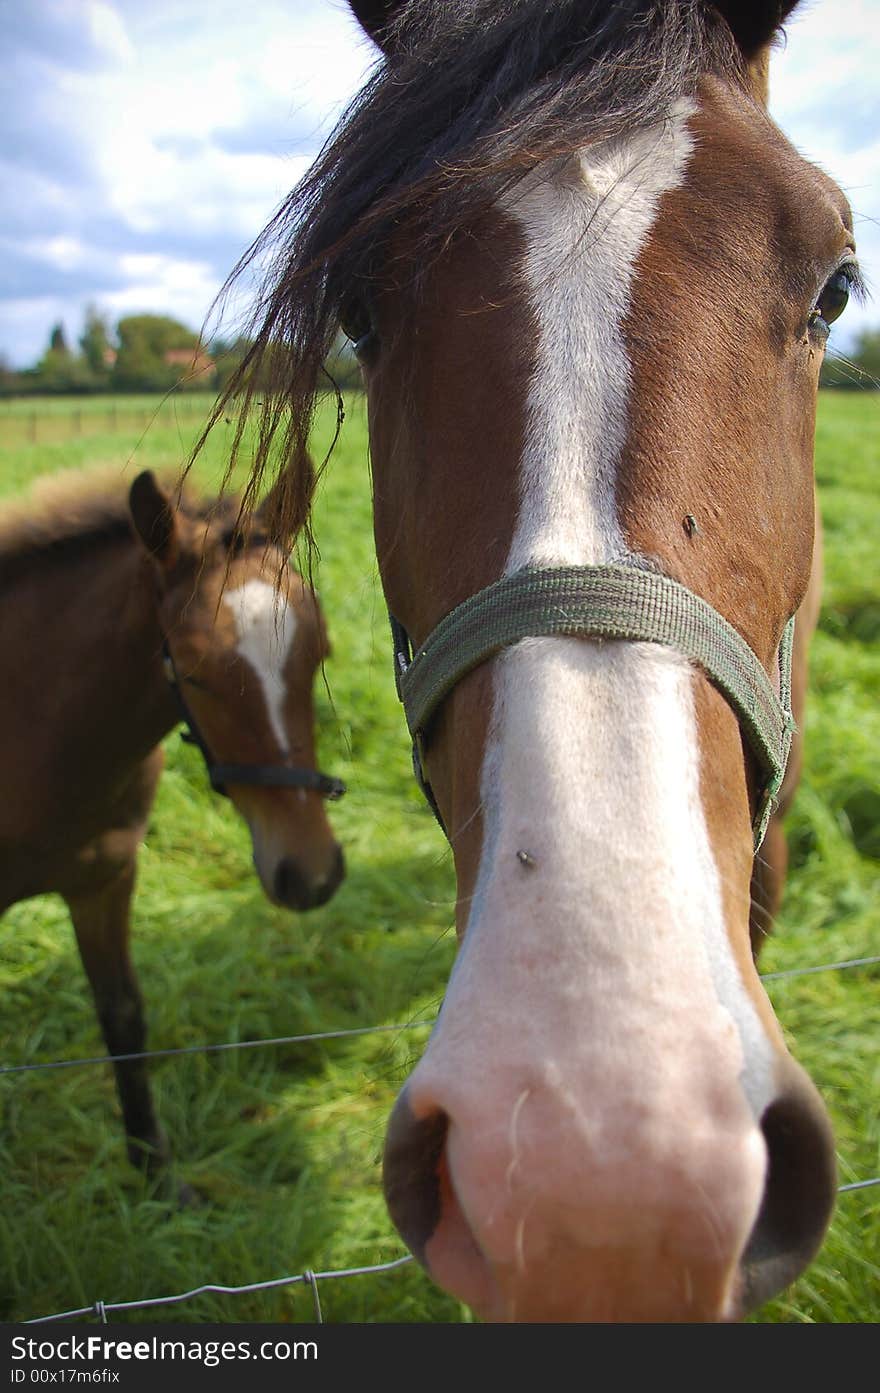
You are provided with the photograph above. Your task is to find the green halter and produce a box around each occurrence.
[390,564,796,851]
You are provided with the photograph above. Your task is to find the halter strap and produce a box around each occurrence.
[161,640,346,801]
[390,564,795,851]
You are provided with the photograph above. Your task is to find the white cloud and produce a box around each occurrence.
[0,0,379,363]
[105,253,223,326]
[86,0,136,65]
[2,0,877,366]
[769,4,880,345]
[20,236,92,274]
[771,0,878,121]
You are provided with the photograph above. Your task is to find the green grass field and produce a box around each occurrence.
[0,390,876,1324]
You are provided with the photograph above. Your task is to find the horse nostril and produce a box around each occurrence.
[314,844,345,904]
[273,847,346,911]
[739,1075,837,1315]
[383,1088,448,1263]
[273,858,313,910]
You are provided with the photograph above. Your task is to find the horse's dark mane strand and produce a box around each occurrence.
[193,0,747,547]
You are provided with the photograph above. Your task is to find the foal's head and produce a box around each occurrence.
[214,0,860,1320]
[129,471,344,912]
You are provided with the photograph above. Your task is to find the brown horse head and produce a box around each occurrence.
[210,0,861,1320]
[129,471,345,912]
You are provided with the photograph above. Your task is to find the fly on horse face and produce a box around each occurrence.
[0,468,345,1178]
[212,0,861,1321]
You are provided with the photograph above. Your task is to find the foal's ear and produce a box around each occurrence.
[713,1,802,103]
[348,0,405,52]
[129,471,179,569]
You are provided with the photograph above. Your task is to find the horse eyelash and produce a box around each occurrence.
[840,259,868,304]
[849,265,869,305]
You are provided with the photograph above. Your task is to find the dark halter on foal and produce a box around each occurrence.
[390,564,795,853]
[161,640,346,802]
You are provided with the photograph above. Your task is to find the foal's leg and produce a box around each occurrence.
[64,861,168,1175]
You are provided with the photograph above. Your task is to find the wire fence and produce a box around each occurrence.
[6,952,878,1326]
[2,955,877,1080]
[0,395,213,446]
[23,1173,880,1326]
[25,1257,417,1327]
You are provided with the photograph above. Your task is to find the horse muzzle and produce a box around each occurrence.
[271,844,346,911]
[383,997,836,1322]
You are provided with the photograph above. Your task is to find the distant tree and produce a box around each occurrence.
[0,353,24,398]
[209,334,253,393]
[849,327,880,384]
[821,326,880,390]
[112,314,208,392]
[30,321,95,394]
[49,322,70,355]
[79,306,114,377]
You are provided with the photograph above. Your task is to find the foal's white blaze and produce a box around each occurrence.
[223,579,296,754]
[412,106,777,1315]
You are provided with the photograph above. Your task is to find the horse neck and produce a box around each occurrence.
[38,537,180,766]
[101,545,183,759]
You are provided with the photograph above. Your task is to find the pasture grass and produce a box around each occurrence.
[0,389,876,1324]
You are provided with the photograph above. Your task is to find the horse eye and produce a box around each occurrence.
[221,528,247,556]
[339,296,375,357]
[809,267,854,336]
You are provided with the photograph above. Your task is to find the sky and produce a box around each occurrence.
[2,0,878,368]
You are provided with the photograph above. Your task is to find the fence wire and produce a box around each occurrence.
[26,1257,416,1326]
[0,1020,431,1077]
[7,951,878,1326]
[2,955,877,1080]
[22,1172,880,1326]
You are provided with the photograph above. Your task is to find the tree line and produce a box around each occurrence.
[0,307,362,398]
[819,329,880,390]
[1,305,877,398]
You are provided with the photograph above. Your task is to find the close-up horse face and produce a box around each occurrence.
[348,6,849,1323]
[131,479,345,913]
[221,0,860,1324]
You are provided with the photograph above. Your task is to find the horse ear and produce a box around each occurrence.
[129,470,179,569]
[712,1,801,56]
[712,2,802,104]
[348,0,405,52]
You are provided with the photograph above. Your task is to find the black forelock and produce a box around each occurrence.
[200,1,751,545]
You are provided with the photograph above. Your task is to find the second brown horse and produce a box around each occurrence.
[0,467,345,1178]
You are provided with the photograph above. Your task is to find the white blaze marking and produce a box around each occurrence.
[461,103,776,1114]
[223,579,297,755]
[505,106,693,570]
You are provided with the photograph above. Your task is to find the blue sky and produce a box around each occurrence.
[2,0,878,366]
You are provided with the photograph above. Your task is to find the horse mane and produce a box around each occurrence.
[194,0,748,548]
[0,467,239,583]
